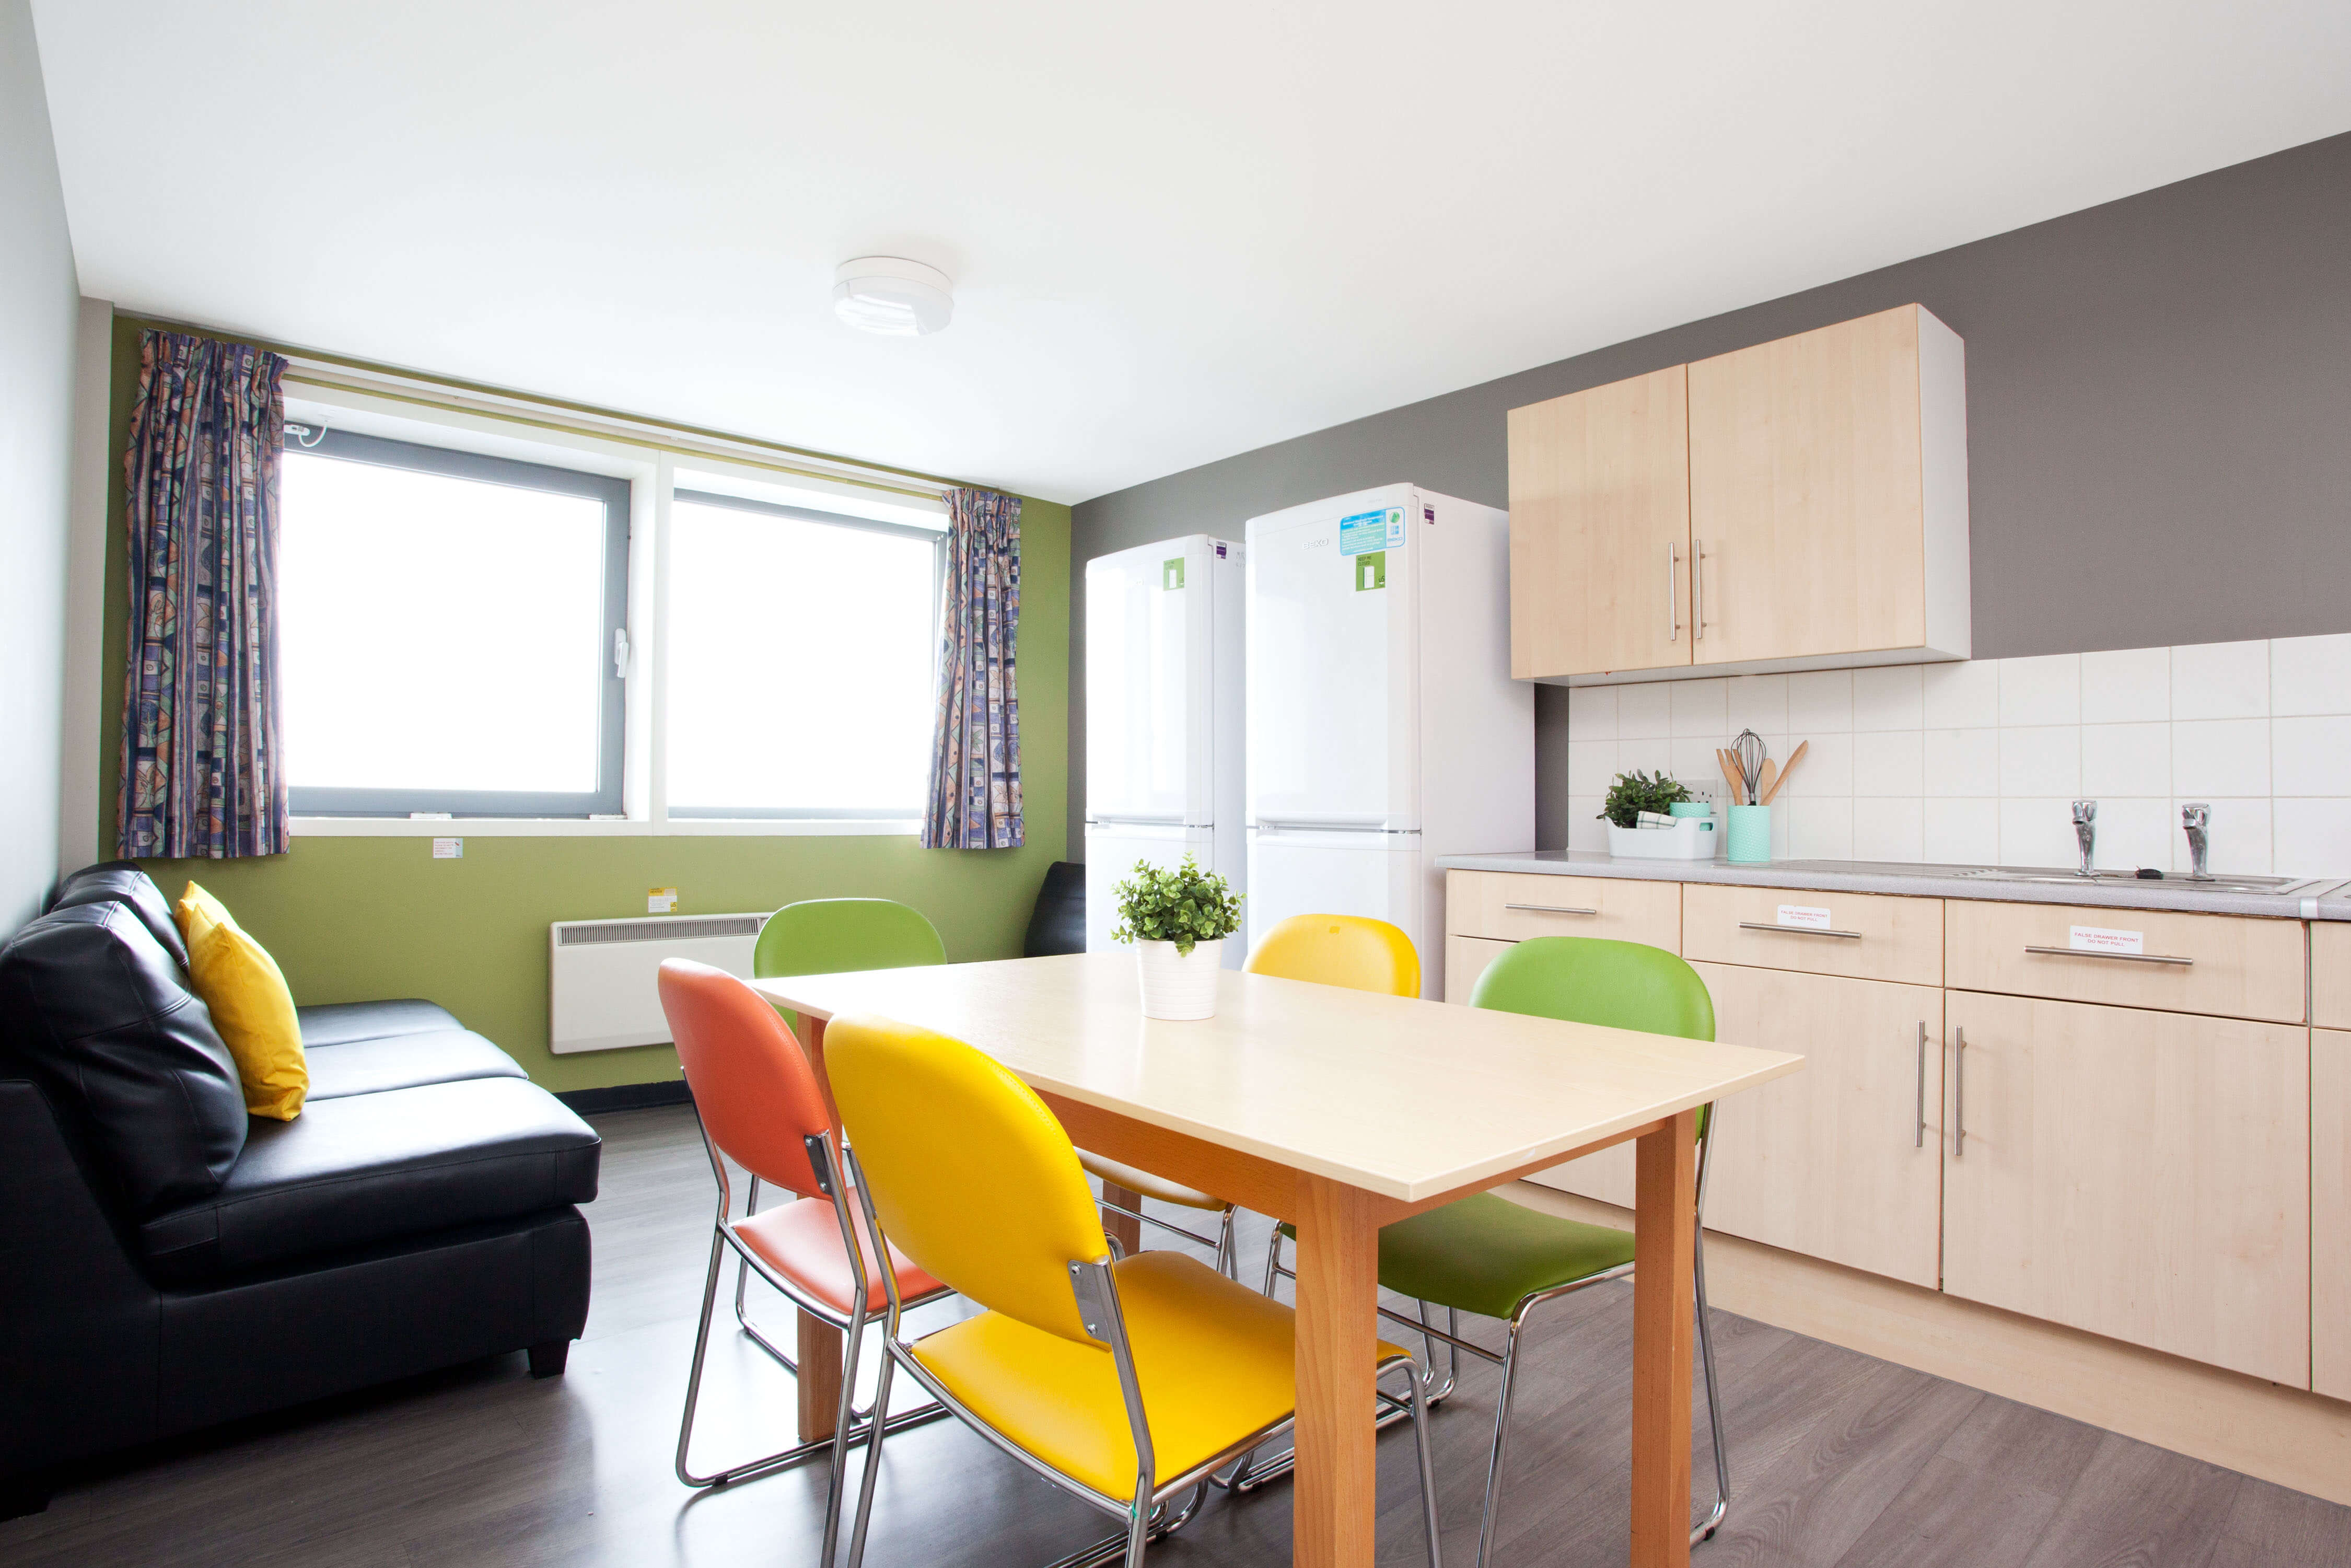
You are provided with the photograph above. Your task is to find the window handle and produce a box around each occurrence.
[613,627,631,679]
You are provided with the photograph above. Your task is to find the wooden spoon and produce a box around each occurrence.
[1760,740,1807,805]
[1717,749,1748,803]
[1754,758,1778,806]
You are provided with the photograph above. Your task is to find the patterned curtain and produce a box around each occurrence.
[117,330,290,859]
[921,489,1023,849]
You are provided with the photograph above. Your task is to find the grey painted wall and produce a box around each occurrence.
[1,0,79,927]
[1068,131,2351,854]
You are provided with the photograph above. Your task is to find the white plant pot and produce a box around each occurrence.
[1135,938,1224,1021]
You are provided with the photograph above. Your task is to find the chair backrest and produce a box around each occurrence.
[657,958,832,1199]
[753,898,946,979]
[825,1012,1109,1346]
[1468,936,1717,1135]
[1243,913,1421,997]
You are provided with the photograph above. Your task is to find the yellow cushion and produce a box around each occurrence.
[910,1249,1410,1500]
[176,882,308,1121]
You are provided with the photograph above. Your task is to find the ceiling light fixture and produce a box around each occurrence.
[832,257,955,336]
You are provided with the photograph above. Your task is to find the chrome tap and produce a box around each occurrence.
[2183,803,2212,880]
[2071,800,2097,877]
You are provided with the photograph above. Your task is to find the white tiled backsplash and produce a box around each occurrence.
[1563,635,2351,877]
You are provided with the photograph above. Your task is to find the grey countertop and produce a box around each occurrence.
[1434,849,2351,921]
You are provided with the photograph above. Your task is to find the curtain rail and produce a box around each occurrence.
[284,366,951,503]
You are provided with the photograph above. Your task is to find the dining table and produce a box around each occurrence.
[748,950,1802,1568]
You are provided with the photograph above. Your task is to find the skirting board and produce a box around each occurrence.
[1500,1179,2351,1507]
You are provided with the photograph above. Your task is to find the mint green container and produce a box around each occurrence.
[1726,805,1772,863]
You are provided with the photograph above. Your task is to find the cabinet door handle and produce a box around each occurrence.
[1505,902,1599,916]
[1738,921,1862,940]
[1665,542,1681,643]
[1693,538,1706,642]
[2021,945,2192,967]
[1952,1027,1966,1157]
[1915,1021,1927,1149]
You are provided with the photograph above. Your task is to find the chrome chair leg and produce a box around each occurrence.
[820,1298,868,1567]
[732,1174,762,1327]
[675,1226,731,1488]
[1693,1229,1730,1542]
[1418,1299,1459,1404]
[1216,1204,1239,1279]
[1405,1359,1446,1568]
[1473,1314,1529,1568]
[843,1341,900,1568]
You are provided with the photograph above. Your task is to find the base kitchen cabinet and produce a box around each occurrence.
[1691,962,1942,1288]
[2318,1029,2351,1400]
[1444,934,1512,1004]
[1941,991,2310,1385]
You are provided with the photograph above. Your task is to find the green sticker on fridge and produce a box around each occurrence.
[1354,551,1386,591]
[1161,557,1184,590]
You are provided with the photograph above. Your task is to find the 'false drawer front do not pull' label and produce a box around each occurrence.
[1444,871,1681,949]
[1680,882,1942,986]
[1944,900,2306,1024]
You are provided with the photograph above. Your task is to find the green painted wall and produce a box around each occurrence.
[100,317,1069,1094]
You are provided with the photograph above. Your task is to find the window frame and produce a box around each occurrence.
[663,487,946,820]
[282,428,632,819]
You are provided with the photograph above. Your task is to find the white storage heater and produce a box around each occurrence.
[548,913,768,1054]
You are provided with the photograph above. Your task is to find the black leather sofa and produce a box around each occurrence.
[0,863,600,1515]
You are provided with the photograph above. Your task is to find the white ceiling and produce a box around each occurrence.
[32,2,2351,504]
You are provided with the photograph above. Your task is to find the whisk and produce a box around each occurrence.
[1733,729,1767,806]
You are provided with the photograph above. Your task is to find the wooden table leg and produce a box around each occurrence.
[1100,1180,1145,1257]
[792,1014,845,1444]
[798,1309,845,1442]
[1293,1174,1379,1568]
[1631,1109,1698,1568]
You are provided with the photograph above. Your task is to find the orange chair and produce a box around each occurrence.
[658,959,954,1560]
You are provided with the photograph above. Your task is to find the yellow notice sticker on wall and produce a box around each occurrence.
[648,888,679,914]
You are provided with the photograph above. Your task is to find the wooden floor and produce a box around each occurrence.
[7,1104,2346,1567]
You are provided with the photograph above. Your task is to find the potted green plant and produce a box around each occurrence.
[1598,770,1714,860]
[1111,855,1244,1020]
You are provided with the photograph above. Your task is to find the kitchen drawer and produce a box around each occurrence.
[1445,870,1681,949]
[1680,882,1941,986]
[1945,900,2305,1024]
[2314,924,2351,1029]
[1444,935,1514,1004]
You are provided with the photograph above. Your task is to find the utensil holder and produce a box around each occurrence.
[1726,805,1772,864]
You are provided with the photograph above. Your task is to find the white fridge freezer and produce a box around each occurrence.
[1244,483,1532,997]
[1084,533,1245,966]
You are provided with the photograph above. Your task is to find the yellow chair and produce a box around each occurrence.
[825,1012,1443,1568]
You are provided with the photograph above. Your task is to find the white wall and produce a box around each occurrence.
[0,0,79,928]
[1566,636,2351,880]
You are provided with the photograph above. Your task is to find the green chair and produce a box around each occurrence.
[1263,935,1732,1564]
[734,898,947,1358]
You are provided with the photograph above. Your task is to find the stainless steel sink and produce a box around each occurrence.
[1949,866,2322,896]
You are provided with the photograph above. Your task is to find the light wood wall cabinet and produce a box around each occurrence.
[1684,305,1970,669]
[1940,991,2311,1385]
[2318,1029,2351,1401]
[1693,963,1943,1288]
[1506,366,1693,680]
[1507,303,1969,683]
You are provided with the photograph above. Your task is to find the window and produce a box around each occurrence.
[665,491,942,818]
[278,431,630,817]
